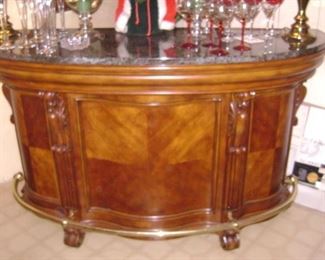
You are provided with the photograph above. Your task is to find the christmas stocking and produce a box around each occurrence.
[115,0,176,36]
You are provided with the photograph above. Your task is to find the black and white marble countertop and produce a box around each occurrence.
[0,28,324,66]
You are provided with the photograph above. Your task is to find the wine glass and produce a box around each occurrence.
[210,0,235,56]
[222,0,236,43]
[262,0,284,38]
[202,0,217,48]
[233,0,253,52]
[246,0,261,40]
[0,0,14,50]
[177,0,198,49]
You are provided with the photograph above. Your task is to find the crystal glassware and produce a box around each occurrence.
[57,0,67,38]
[222,0,236,43]
[246,0,261,40]
[27,0,41,45]
[61,0,102,50]
[64,0,103,37]
[202,0,217,48]
[177,0,198,49]
[0,0,14,50]
[262,0,284,38]
[15,0,30,49]
[233,0,253,52]
[210,0,235,56]
[36,0,58,55]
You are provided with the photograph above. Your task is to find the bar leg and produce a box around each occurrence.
[63,227,85,247]
[219,230,240,250]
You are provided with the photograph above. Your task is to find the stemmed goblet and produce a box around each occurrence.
[202,0,217,48]
[64,0,103,38]
[262,0,284,38]
[246,0,261,40]
[210,0,235,56]
[233,0,253,52]
[61,0,103,50]
[222,0,236,43]
[177,0,198,49]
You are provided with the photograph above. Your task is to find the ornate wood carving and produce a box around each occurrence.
[292,84,307,126]
[224,92,255,217]
[39,91,79,218]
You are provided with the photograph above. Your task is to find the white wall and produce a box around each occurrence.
[0,0,325,182]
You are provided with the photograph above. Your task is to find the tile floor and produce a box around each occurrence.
[0,180,324,260]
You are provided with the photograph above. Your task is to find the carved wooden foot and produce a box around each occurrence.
[63,227,85,247]
[219,230,240,250]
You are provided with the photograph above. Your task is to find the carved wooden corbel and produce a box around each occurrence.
[292,84,307,126]
[2,84,15,124]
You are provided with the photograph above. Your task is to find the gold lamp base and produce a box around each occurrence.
[283,0,315,46]
[0,17,16,43]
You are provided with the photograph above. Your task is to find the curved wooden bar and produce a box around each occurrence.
[1,29,325,249]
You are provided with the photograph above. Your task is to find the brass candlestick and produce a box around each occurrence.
[0,17,16,42]
[0,0,16,43]
[284,0,315,45]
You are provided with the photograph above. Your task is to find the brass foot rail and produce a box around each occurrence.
[13,172,297,239]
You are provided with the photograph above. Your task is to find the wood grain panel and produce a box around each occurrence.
[244,150,274,201]
[78,97,219,216]
[29,147,60,199]
[250,95,280,152]
[21,95,50,149]
[82,102,148,164]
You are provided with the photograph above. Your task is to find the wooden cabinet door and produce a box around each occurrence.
[68,94,228,229]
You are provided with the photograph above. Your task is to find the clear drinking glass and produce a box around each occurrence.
[15,0,30,49]
[57,0,66,38]
[27,0,41,45]
[262,0,284,38]
[36,0,58,55]
[0,0,14,50]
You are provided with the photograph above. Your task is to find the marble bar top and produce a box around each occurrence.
[0,28,324,66]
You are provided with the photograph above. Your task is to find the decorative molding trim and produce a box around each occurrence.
[39,91,79,218]
[225,92,255,216]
